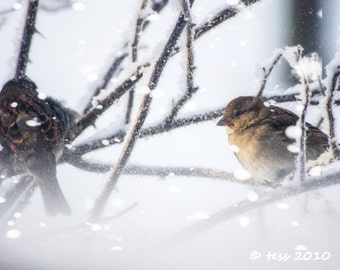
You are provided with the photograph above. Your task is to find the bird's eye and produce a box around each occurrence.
[234,110,245,117]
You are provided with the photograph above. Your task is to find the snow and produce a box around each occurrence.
[6,229,21,239]
[0,195,6,203]
[25,117,42,127]
[0,0,340,270]
[72,2,86,12]
[285,125,302,140]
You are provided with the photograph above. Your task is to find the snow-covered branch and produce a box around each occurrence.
[194,0,261,40]
[257,50,282,97]
[65,157,259,185]
[164,0,198,129]
[89,7,191,221]
[63,107,224,157]
[326,67,340,158]
[15,0,39,79]
[71,64,149,139]
[167,164,340,244]
[125,0,150,124]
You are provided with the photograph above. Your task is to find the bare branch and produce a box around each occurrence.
[82,0,170,115]
[326,68,340,158]
[82,52,128,114]
[71,64,149,139]
[65,157,260,186]
[166,166,340,244]
[63,107,224,157]
[89,6,192,221]
[165,0,198,129]
[256,51,283,97]
[125,0,149,124]
[194,0,261,40]
[15,0,39,79]
[0,175,36,228]
[298,76,310,183]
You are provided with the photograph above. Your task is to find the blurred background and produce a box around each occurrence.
[0,0,340,269]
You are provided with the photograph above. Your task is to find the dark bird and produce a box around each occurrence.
[217,96,328,183]
[0,77,75,215]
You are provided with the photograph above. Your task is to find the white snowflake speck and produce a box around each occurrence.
[72,2,86,11]
[287,144,300,153]
[247,190,259,202]
[6,229,21,239]
[239,216,250,227]
[113,138,121,143]
[7,220,15,226]
[285,125,302,140]
[0,196,6,203]
[38,93,47,100]
[11,102,18,108]
[101,139,110,146]
[277,203,289,210]
[13,3,22,10]
[309,166,322,176]
[26,118,42,127]
[292,221,299,227]
[295,245,308,251]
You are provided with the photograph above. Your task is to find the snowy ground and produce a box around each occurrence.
[0,0,340,269]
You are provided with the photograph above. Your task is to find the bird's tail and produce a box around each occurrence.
[39,181,71,216]
[25,152,71,216]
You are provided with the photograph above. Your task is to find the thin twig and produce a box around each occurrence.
[65,157,259,185]
[82,52,128,114]
[15,0,39,79]
[166,166,340,245]
[77,0,260,135]
[165,0,198,129]
[62,107,224,157]
[298,79,309,183]
[89,4,193,221]
[295,48,309,183]
[257,51,283,97]
[71,64,149,140]
[326,68,340,158]
[82,0,170,115]
[125,0,149,124]
[194,0,261,40]
[0,175,35,229]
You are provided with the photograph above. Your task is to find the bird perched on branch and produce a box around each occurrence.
[217,96,328,183]
[0,77,76,215]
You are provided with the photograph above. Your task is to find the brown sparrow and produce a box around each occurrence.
[0,77,75,215]
[217,96,328,184]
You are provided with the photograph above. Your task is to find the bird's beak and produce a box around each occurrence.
[216,116,229,126]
